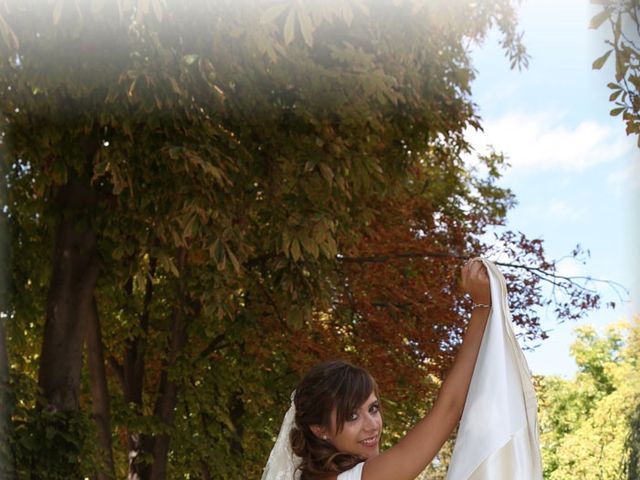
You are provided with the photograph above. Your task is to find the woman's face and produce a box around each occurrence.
[329,392,383,459]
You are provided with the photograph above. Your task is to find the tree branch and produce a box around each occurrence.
[338,250,466,264]
[338,250,629,302]
[107,355,124,390]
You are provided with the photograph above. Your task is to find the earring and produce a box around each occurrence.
[322,435,327,440]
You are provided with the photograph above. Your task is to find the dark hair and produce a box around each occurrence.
[290,361,380,480]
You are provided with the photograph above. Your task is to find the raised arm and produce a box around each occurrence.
[362,259,491,480]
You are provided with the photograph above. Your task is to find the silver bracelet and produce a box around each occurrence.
[472,302,491,309]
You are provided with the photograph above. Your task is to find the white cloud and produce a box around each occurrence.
[547,200,586,222]
[466,110,632,174]
[555,258,587,279]
[510,200,585,225]
[607,160,640,195]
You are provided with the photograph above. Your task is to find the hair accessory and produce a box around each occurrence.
[261,391,302,480]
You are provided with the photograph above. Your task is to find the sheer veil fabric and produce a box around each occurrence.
[261,392,301,480]
[260,392,363,480]
[446,259,543,479]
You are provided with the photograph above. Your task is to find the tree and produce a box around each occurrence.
[0,1,608,478]
[0,145,12,479]
[591,0,640,144]
[626,400,640,480]
[537,319,640,480]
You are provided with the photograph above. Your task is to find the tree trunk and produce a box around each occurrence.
[125,251,191,480]
[0,166,14,479]
[199,461,212,480]
[228,391,245,457]
[33,154,100,480]
[125,260,155,480]
[0,310,15,480]
[148,306,188,480]
[86,296,115,480]
[148,250,189,480]
[38,175,99,412]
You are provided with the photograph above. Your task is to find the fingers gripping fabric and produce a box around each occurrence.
[446,259,543,480]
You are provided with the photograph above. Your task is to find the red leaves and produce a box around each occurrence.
[265,194,607,406]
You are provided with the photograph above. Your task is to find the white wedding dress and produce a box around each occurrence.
[337,462,364,480]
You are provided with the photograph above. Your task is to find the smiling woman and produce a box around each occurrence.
[327,393,382,455]
[291,362,383,476]
[262,260,498,480]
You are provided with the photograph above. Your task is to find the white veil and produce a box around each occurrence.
[261,391,302,480]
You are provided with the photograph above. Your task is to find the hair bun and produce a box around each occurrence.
[289,425,305,457]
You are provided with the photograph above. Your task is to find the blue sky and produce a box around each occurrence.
[469,0,639,377]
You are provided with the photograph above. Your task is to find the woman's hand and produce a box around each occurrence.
[461,259,490,305]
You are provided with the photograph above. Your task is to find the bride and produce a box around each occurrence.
[262,259,492,480]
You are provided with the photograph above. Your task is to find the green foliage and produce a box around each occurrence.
[590,0,640,144]
[12,411,94,480]
[0,376,13,479]
[538,320,640,480]
[570,323,626,395]
[9,375,100,480]
[626,401,640,480]
[0,1,598,478]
